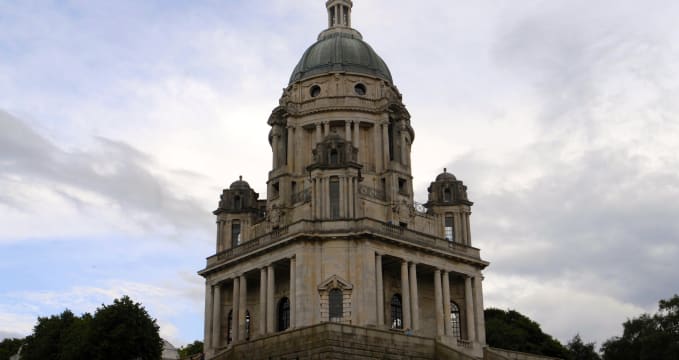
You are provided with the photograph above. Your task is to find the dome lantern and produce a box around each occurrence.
[327,0,352,28]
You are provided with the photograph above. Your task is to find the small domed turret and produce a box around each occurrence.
[229,176,251,190]
[426,168,472,206]
[435,168,457,182]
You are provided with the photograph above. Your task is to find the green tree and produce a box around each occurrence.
[484,308,570,358]
[566,334,601,360]
[0,338,23,360]
[601,294,679,360]
[178,340,203,359]
[90,295,164,360]
[22,309,82,360]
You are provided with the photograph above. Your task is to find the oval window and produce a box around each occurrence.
[310,85,321,97]
[354,83,366,96]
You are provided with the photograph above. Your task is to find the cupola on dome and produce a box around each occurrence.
[288,0,392,84]
[229,176,251,190]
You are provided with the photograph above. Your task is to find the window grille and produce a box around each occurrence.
[391,294,403,329]
[329,288,343,322]
[450,302,461,339]
[278,297,290,331]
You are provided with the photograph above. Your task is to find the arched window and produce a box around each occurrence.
[444,215,454,242]
[329,288,343,322]
[227,310,233,343]
[234,195,242,210]
[278,297,290,331]
[329,149,339,164]
[329,177,340,219]
[443,188,452,202]
[391,294,403,329]
[450,302,461,339]
[245,310,251,340]
[231,221,241,248]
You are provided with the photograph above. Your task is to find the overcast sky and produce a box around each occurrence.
[1,0,678,349]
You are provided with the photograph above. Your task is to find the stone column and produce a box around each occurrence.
[324,121,330,137]
[434,269,444,337]
[287,126,295,172]
[272,127,279,169]
[238,276,247,341]
[353,121,360,151]
[348,177,354,218]
[464,276,476,341]
[375,254,384,327]
[466,213,472,245]
[211,283,221,348]
[216,220,223,252]
[345,120,351,141]
[259,268,267,335]
[323,177,330,218]
[473,276,486,344]
[339,177,345,218]
[204,283,213,349]
[373,123,381,171]
[461,213,468,246]
[454,212,462,244]
[232,277,240,342]
[400,124,407,166]
[290,257,296,328]
[400,260,411,330]
[442,271,452,336]
[266,265,275,333]
[382,122,390,167]
[315,123,322,145]
[409,262,419,330]
[312,178,318,220]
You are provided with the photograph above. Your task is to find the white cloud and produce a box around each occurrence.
[485,274,650,347]
[1,0,679,349]
[2,278,203,346]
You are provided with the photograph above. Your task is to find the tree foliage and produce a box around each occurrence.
[566,334,601,360]
[601,294,679,360]
[178,340,203,359]
[0,338,23,360]
[21,295,163,360]
[90,296,163,360]
[485,308,571,358]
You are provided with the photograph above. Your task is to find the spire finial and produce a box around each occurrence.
[326,0,353,28]
[239,175,243,181]
[444,168,447,173]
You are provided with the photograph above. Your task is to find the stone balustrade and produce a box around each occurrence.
[206,217,482,267]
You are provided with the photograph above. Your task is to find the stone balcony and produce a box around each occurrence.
[204,217,486,270]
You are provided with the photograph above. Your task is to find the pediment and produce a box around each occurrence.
[317,274,353,291]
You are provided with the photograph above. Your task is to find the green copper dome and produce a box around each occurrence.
[289,30,393,85]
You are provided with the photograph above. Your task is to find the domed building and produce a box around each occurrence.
[199,1,489,359]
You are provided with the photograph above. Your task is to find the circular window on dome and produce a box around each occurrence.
[310,85,321,97]
[354,83,367,96]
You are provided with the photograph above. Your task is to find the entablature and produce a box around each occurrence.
[199,217,487,277]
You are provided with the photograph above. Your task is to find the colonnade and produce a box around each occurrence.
[270,119,409,174]
[205,257,296,351]
[310,175,359,220]
[374,254,485,343]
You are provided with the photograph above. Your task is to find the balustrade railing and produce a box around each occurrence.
[207,218,480,266]
[456,339,473,349]
[291,188,311,204]
[358,185,386,201]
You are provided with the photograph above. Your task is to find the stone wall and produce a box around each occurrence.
[212,322,473,360]
[485,348,562,360]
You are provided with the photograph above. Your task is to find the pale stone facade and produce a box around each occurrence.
[199,1,489,359]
